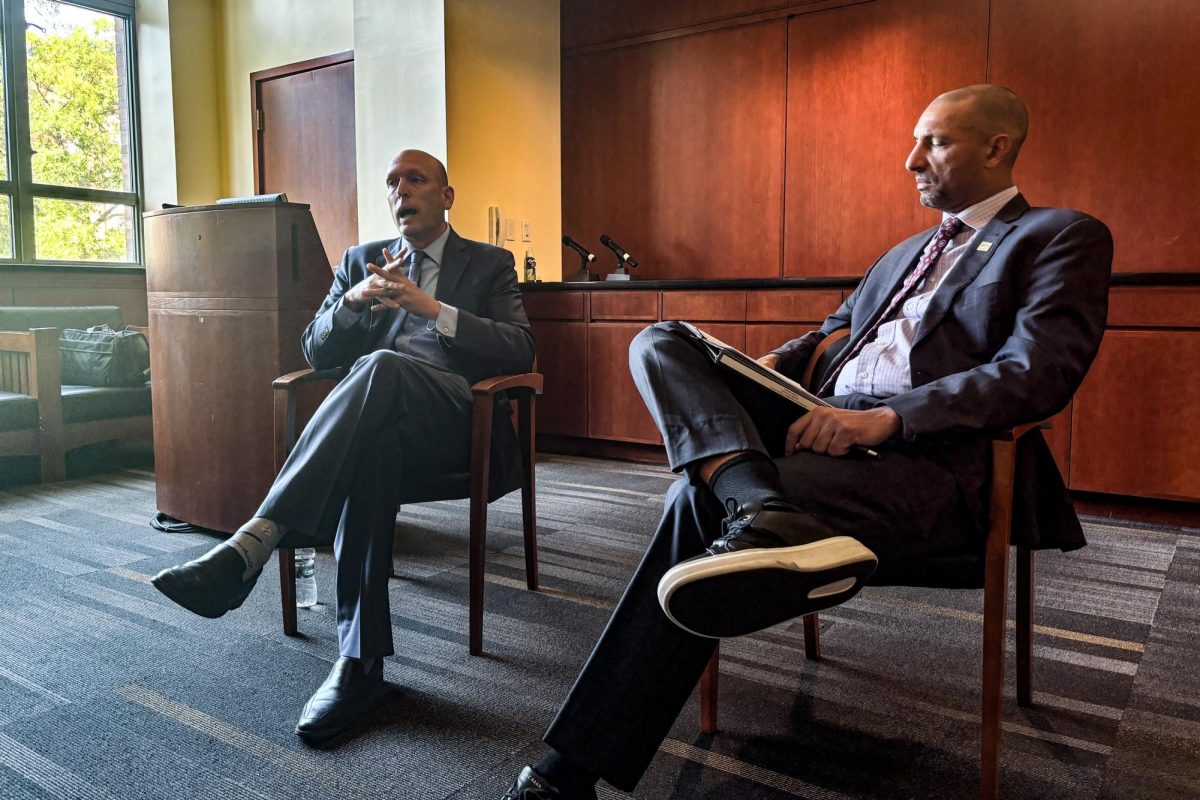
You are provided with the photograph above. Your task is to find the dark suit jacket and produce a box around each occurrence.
[771,196,1113,552]
[300,227,536,500]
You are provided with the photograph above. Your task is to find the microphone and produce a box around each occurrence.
[562,235,596,263]
[600,234,639,268]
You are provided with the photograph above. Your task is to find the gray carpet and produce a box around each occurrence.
[0,455,1197,800]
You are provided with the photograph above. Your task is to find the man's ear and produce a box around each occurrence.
[985,133,1013,167]
[442,185,455,210]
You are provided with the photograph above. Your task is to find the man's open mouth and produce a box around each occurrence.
[398,207,418,219]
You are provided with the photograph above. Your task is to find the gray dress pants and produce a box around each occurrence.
[544,321,977,791]
[257,349,473,660]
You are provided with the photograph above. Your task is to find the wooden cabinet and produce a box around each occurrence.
[524,282,1200,503]
[530,320,588,438]
[587,323,661,444]
[1071,330,1200,501]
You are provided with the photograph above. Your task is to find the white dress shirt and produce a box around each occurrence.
[834,186,1020,398]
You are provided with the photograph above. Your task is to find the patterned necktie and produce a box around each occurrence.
[817,216,964,396]
[399,250,426,335]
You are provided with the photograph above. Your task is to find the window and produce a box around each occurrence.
[1,0,139,266]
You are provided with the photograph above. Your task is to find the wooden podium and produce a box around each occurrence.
[145,203,331,533]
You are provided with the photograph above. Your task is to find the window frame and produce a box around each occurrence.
[0,0,142,269]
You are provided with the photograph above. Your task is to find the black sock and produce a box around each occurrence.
[708,452,788,514]
[535,751,596,795]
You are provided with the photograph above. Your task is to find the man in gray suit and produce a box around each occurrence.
[502,85,1111,798]
[153,149,534,745]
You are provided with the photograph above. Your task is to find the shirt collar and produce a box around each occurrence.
[401,224,451,266]
[944,185,1019,233]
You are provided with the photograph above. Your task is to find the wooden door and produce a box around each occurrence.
[253,52,358,269]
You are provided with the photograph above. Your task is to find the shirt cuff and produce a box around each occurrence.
[332,297,366,328]
[435,303,459,337]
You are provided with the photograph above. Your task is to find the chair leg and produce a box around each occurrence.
[700,642,719,734]
[1016,547,1035,707]
[468,395,495,657]
[803,613,821,660]
[519,394,539,591]
[980,439,1016,800]
[279,548,297,635]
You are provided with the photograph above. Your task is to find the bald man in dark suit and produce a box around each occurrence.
[502,85,1111,799]
[153,150,534,745]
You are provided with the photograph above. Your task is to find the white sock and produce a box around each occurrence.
[224,517,286,580]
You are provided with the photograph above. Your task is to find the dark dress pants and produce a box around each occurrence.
[544,322,976,791]
[257,349,473,660]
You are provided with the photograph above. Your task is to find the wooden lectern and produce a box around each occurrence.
[144,203,330,533]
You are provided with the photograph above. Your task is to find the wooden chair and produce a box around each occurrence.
[0,316,152,483]
[698,328,1038,800]
[0,328,65,481]
[272,363,543,656]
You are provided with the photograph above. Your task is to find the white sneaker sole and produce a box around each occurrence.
[657,536,878,639]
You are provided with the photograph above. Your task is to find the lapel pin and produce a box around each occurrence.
[976,241,994,252]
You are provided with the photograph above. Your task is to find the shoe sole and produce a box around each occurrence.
[657,537,878,638]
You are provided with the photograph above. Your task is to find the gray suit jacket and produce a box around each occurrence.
[771,196,1113,552]
[302,227,535,383]
[299,227,535,502]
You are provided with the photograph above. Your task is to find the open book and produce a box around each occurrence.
[679,321,830,411]
[678,322,881,458]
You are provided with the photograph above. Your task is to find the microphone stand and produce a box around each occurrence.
[564,252,595,282]
[605,261,632,281]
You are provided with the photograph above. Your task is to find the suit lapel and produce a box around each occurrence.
[435,228,469,304]
[914,195,1029,343]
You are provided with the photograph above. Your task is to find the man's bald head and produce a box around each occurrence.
[393,149,449,187]
[930,84,1029,166]
[386,149,454,247]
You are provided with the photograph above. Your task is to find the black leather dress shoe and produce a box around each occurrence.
[151,544,261,619]
[657,501,878,638]
[294,657,384,745]
[502,766,597,800]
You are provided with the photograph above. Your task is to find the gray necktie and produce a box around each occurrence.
[400,250,427,336]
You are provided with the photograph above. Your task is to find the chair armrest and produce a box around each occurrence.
[801,328,851,390]
[0,328,61,401]
[471,372,544,397]
[273,366,347,391]
[989,422,1042,442]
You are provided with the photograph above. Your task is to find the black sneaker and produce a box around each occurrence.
[656,502,877,638]
[502,766,597,800]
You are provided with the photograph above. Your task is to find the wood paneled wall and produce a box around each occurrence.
[562,0,1200,279]
[562,21,786,281]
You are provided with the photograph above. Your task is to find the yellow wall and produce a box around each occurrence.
[168,0,223,205]
[445,0,562,280]
[215,0,355,197]
[161,0,561,277]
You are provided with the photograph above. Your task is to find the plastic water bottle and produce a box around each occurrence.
[294,548,317,608]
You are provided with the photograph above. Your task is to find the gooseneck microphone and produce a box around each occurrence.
[562,235,597,263]
[562,233,596,282]
[600,234,639,268]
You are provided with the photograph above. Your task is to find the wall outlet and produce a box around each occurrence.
[505,218,516,241]
[521,219,531,242]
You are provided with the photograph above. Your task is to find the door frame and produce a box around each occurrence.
[250,50,355,192]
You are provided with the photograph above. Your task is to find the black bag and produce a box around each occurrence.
[59,325,150,387]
